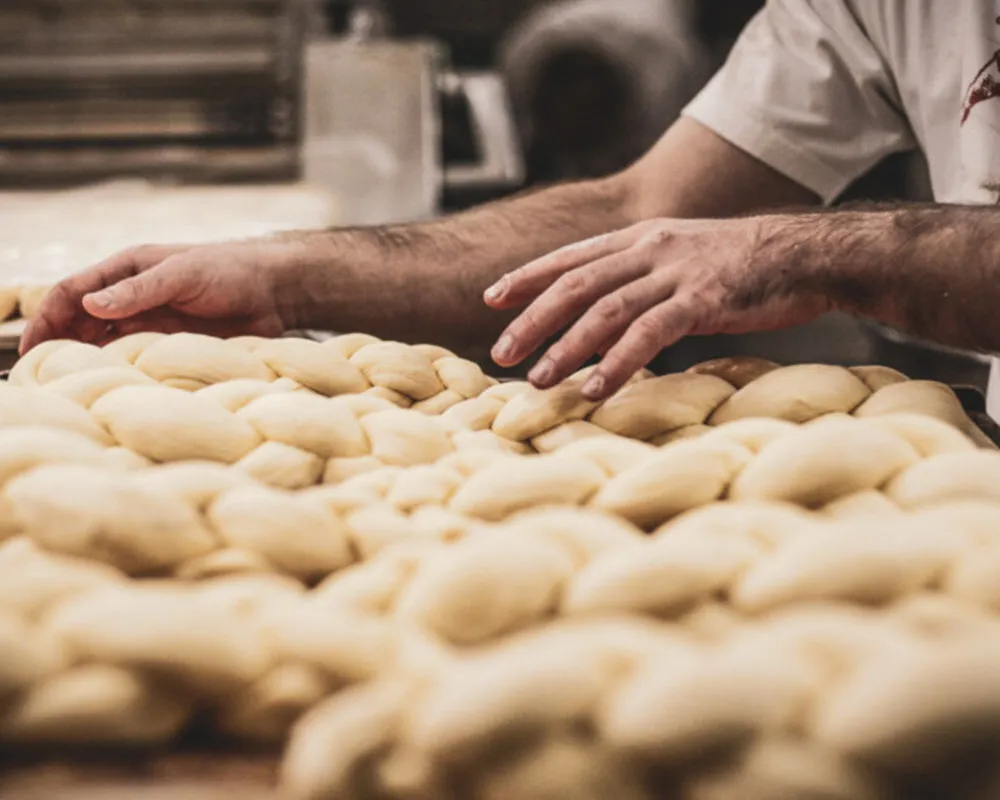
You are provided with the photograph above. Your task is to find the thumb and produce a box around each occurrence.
[82,260,192,320]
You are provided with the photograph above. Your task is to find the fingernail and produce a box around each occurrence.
[582,373,606,399]
[529,358,555,387]
[492,334,515,363]
[484,276,507,302]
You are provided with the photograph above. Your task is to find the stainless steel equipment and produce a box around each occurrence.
[0,0,305,186]
[302,37,523,223]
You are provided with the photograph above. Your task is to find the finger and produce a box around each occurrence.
[594,323,629,357]
[484,228,635,310]
[581,301,696,400]
[526,274,674,387]
[20,244,184,354]
[82,255,196,320]
[21,282,114,354]
[492,250,652,368]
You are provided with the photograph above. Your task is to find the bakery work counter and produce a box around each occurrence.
[0,180,341,330]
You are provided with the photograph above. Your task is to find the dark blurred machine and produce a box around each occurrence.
[0,0,305,186]
[0,0,525,222]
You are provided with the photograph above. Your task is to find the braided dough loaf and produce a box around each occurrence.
[7,498,1000,768]
[318,414,986,533]
[0,426,149,543]
[11,335,989,453]
[11,333,496,413]
[2,461,478,581]
[443,357,992,449]
[0,538,450,746]
[283,601,1000,800]
[298,495,1000,648]
[0,285,48,322]
[0,380,528,490]
[1,414,990,588]
[4,419,996,655]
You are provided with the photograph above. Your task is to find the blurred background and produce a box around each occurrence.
[0,0,985,396]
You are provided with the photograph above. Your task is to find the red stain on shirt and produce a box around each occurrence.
[963,50,1000,124]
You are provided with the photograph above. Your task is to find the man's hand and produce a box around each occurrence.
[484,217,831,400]
[20,239,306,355]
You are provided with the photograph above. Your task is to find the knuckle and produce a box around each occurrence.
[669,293,699,317]
[674,292,707,322]
[631,315,665,345]
[46,281,82,312]
[47,281,73,304]
[553,270,589,299]
[593,293,630,324]
[120,244,159,265]
[639,225,675,250]
[651,227,673,246]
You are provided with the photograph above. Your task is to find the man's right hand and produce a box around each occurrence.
[20,238,304,355]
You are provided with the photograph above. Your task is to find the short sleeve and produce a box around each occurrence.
[681,0,915,204]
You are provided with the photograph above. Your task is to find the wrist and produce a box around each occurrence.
[748,210,900,317]
[264,232,340,331]
[741,213,833,313]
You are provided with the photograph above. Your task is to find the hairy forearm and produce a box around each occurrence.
[279,118,817,351]
[283,177,634,350]
[754,204,1000,352]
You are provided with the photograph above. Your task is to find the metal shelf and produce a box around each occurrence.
[0,0,306,186]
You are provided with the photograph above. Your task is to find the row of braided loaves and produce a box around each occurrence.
[0,382,531,490]
[10,332,496,412]
[311,413,1000,531]
[0,536,452,747]
[442,354,993,448]
[282,599,1000,800]
[7,502,1000,774]
[0,412,988,582]
[10,332,991,450]
[300,497,1000,647]
[6,414,999,586]
[0,370,983,506]
[0,433,483,581]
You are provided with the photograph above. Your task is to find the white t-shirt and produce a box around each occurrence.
[680,0,1000,417]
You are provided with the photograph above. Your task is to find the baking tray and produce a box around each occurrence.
[0,319,25,351]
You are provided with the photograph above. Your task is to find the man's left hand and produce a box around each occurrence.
[483,217,831,400]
